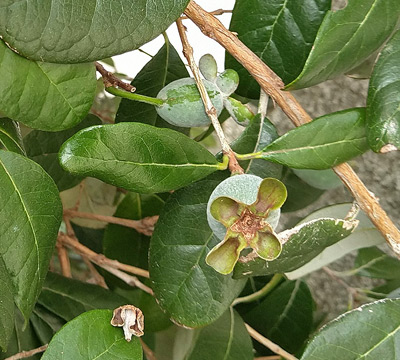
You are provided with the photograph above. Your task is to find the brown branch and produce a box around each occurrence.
[64,209,158,237]
[82,257,108,289]
[181,8,232,19]
[245,324,298,360]
[95,61,136,92]
[56,240,71,278]
[59,233,150,279]
[4,344,48,360]
[184,0,400,257]
[176,17,244,175]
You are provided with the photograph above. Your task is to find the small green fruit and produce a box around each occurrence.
[199,54,218,81]
[156,78,224,127]
[207,175,281,240]
[216,69,239,95]
[206,175,287,274]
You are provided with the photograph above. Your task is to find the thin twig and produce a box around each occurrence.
[59,233,150,279]
[184,0,400,258]
[64,209,158,237]
[255,357,281,360]
[101,264,154,296]
[82,257,108,289]
[95,61,136,92]
[245,324,298,360]
[56,240,71,278]
[4,344,48,360]
[175,17,244,175]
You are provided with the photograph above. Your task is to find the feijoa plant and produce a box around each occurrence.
[0,1,399,360]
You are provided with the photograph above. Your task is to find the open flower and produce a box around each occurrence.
[206,178,287,274]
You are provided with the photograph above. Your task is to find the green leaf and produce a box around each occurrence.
[59,123,223,194]
[116,41,189,134]
[176,308,253,360]
[30,305,65,344]
[0,118,24,155]
[149,176,246,327]
[353,247,400,280]
[0,256,14,351]
[0,150,62,320]
[0,310,41,360]
[287,0,400,90]
[38,272,128,322]
[285,203,385,280]
[42,310,142,360]
[301,298,400,359]
[0,0,190,63]
[260,108,368,169]
[231,114,282,178]
[367,29,400,152]
[292,168,342,190]
[244,280,314,355]
[0,41,96,131]
[24,115,101,191]
[234,218,358,278]
[281,168,324,213]
[226,0,330,98]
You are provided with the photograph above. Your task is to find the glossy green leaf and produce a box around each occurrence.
[226,0,330,98]
[0,118,24,155]
[234,218,358,278]
[301,299,400,359]
[0,0,190,63]
[149,176,246,327]
[0,310,41,360]
[353,247,400,280]
[244,280,314,355]
[0,41,96,131]
[367,29,400,152]
[292,168,342,190]
[24,115,101,191]
[30,305,65,344]
[176,308,253,360]
[59,123,223,193]
[38,272,128,322]
[42,310,142,360]
[116,41,189,134]
[260,108,368,169]
[0,257,14,351]
[287,0,400,90]
[285,203,385,280]
[0,150,62,320]
[231,114,282,179]
[281,168,324,213]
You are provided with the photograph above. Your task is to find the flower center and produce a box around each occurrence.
[230,207,267,243]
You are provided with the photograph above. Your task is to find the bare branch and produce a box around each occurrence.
[59,233,150,279]
[64,209,158,237]
[95,61,136,92]
[56,239,71,278]
[176,17,244,175]
[184,0,400,257]
[4,344,48,360]
[245,324,298,360]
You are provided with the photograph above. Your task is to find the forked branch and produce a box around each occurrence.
[184,0,400,257]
